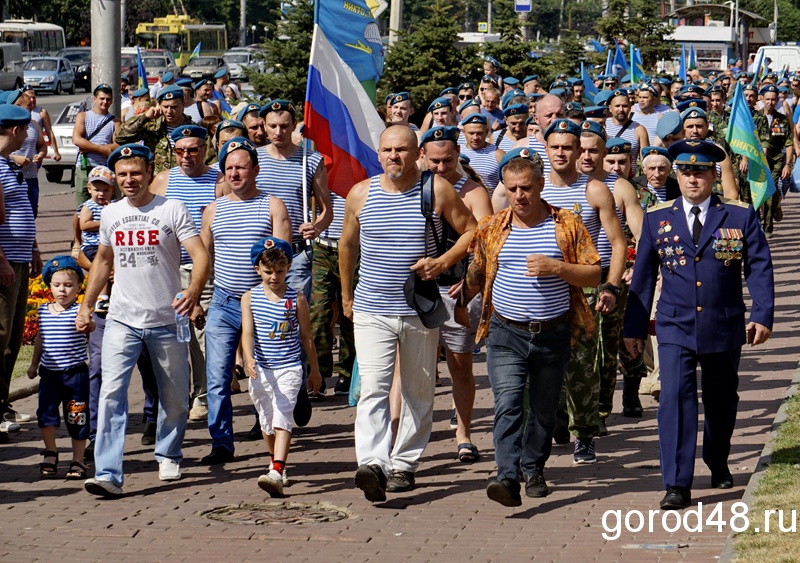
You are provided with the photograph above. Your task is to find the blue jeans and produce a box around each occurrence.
[204,288,243,453]
[286,245,312,302]
[26,177,39,218]
[94,319,190,487]
[486,315,572,483]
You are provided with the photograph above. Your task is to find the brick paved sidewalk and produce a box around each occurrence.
[1,191,797,562]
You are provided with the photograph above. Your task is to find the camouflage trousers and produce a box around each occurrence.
[597,282,630,415]
[761,162,785,234]
[309,241,357,380]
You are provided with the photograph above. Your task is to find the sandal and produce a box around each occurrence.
[66,460,89,480]
[39,450,58,477]
[457,443,480,464]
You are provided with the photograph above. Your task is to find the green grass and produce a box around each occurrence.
[734,393,800,561]
[11,345,33,381]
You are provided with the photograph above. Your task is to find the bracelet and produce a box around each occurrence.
[599,283,620,297]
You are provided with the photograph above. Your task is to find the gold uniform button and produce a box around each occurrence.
[696,306,703,312]
[694,256,701,262]
[696,281,702,287]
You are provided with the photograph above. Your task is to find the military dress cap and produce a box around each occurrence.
[641,145,673,162]
[584,105,609,118]
[213,68,228,80]
[760,84,779,95]
[668,139,726,168]
[389,91,412,105]
[157,85,184,101]
[580,120,606,140]
[219,136,258,169]
[439,87,458,97]
[680,107,707,122]
[259,99,296,117]
[564,101,584,113]
[237,103,261,121]
[503,103,528,117]
[484,56,500,69]
[6,89,22,105]
[544,118,581,140]
[458,98,480,113]
[93,83,113,94]
[42,255,84,286]
[676,98,707,113]
[131,87,150,98]
[161,71,174,83]
[459,82,475,91]
[107,144,153,169]
[480,75,499,88]
[0,104,31,127]
[420,125,460,146]
[461,113,488,126]
[88,165,116,185]
[606,137,632,154]
[503,77,520,86]
[175,78,194,88]
[498,147,542,181]
[594,90,614,106]
[250,237,293,267]
[170,124,209,142]
[427,96,452,113]
[522,75,539,84]
[657,112,683,140]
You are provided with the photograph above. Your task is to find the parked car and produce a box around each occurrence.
[23,57,75,94]
[43,102,80,184]
[0,42,23,90]
[223,49,267,81]
[22,50,48,63]
[57,47,92,91]
[141,55,181,85]
[120,54,139,86]
[181,56,228,80]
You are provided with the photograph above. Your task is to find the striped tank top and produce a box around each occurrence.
[255,147,323,244]
[79,199,106,253]
[594,174,627,269]
[0,158,35,262]
[541,174,601,244]
[321,191,346,240]
[211,192,273,297]
[651,183,668,203]
[12,121,39,179]
[492,218,570,321]
[353,176,441,316]
[631,111,660,144]
[496,130,515,152]
[81,111,115,167]
[38,302,88,370]
[165,167,218,264]
[452,176,468,194]
[605,118,641,159]
[526,136,551,176]
[251,284,302,368]
[460,145,499,194]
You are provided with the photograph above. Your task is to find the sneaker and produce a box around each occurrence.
[188,400,208,422]
[309,378,327,401]
[386,469,415,492]
[84,478,123,498]
[257,469,284,497]
[141,421,156,446]
[158,459,181,481]
[3,408,32,423]
[200,447,235,465]
[333,375,351,396]
[598,417,608,437]
[524,470,550,498]
[449,409,458,430]
[354,464,387,502]
[486,478,522,507]
[282,468,289,487]
[573,437,597,464]
[0,420,20,432]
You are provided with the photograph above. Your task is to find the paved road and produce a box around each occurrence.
[1,190,798,561]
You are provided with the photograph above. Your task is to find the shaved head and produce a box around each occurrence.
[380,124,417,147]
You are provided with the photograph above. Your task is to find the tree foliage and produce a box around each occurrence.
[595,0,674,70]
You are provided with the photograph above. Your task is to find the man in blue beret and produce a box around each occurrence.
[185,79,218,124]
[605,89,650,162]
[510,93,565,177]
[457,82,476,103]
[149,70,175,100]
[237,103,266,148]
[495,103,529,151]
[584,105,609,123]
[427,96,457,128]
[522,75,541,95]
[199,136,292,465]
[479,86,505,131]
[757,83,793,235]
[624,139,774,510]
[79,143,211,497]
[502,76,520,94]
[212,68,229,102]
[388,92,418,132]
[632,83,668,144]
[460,113,503,193]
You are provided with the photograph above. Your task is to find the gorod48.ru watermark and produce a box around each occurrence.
[601,502,799,540]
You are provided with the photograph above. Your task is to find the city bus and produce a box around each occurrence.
[0,20,65,56]
[134,15,227,68]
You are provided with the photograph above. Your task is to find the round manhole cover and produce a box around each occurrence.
[202,502,351,525]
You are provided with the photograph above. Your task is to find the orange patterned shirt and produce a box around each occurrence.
[463,202,601,342]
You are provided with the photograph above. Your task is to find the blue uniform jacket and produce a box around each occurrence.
[624,194,774,354]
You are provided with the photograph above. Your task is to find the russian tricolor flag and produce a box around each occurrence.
[304,25,384,198]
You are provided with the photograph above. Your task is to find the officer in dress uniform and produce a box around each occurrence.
[623,139,774,511]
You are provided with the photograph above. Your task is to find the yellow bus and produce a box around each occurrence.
[134,15,227,68]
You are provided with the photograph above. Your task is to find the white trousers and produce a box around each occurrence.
[249,363,303,435]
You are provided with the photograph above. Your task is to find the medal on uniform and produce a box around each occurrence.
[679,257,686,266]
[673,235,680,243]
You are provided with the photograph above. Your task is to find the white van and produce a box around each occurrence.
[0,43,23,90]
[755,45,800,73]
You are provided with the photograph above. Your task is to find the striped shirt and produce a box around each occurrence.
[492,218,570,321]
[353,176,441,316]
[526,136,551,176]
[0,158,35,262]
[255,147,323,244]
[594,174,627,268]
[631,110,660,144]
[496,130,516,152]
[12,121,40,179]
[164,167,218,264]
[211,192,273,297]
[321,191,346,240]
[251,284,302,368]
[541,174,601,244]
[38,302,88,370]
[651,183,669,203]
[605,118,642,159]
[453,176,468,194]
[79,199,107,254]
[460,145,499,194]
[81,111,115,167]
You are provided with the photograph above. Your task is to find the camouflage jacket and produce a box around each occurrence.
[758,110,793,165]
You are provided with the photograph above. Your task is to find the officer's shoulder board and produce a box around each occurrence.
[719,196,750,209]
[646,199,676,213]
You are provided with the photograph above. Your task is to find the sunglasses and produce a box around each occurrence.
[459,94,473,100]
[7,160,23,184]
[174,147,201,157]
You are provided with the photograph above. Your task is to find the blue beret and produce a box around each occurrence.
[170,124,209,142]
[6,89,22,105]
[250,237,293,267]
[93,83,112,94]
[503,103,528,118]
[131,87,149,98]
[640,84,658,96]
[766,72,778,80]
[259,99,296,117]
[549,88,566,97]
[544,118,581,140]
[676,98,707,113]
[0,91,9,105]
[194,79,213,91]
[439,87,458,97]
[579,120,606,140]
[606,137,632,154]
[550,81,569,90]
[760,84,779,95]
[641,146,673,162]
[480,75,499,88]
[742,83,758,93]
[609,89,629,100]
[219,136,258,169]
[706,85,723,95]
[584,105,609,118]
[459,154,470,165]
[20,84,33,92]
[779,85,790,93]
[669,139,726,168]
[564,101,584,113]
[42,255,84,286]
[603,75,619,82]
[567,77,583,86]
[461,113,488,126]
[594,90,614,106]
[107,144,153,169]
[679,84,706,96]
[484,56,500,69]
[498,147,542,182]
[522,75,539,84]
[420,125,460,146]
[525,115,536,126]
[657,78,672,86]
[672,77,685,84]
[458,99,480,113]
[157,85,184,101]
[213,68,228,79]
[621,73,632,83]
[680,107,707,122]
[175,78,193,88]
[237,103,261,121]
[427,96,452,113]
[728,57,737,64]
[384,94,393,104]
[527,93,543,101]
[0,104,32,127]
[459,82,475,91]
[389,92,412,105]
[161,71,174,83]
[216,119,245,136]
[501,89,525,107]
[656,112,683,140]
[504,77,520,86]
[555,73,567,80]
